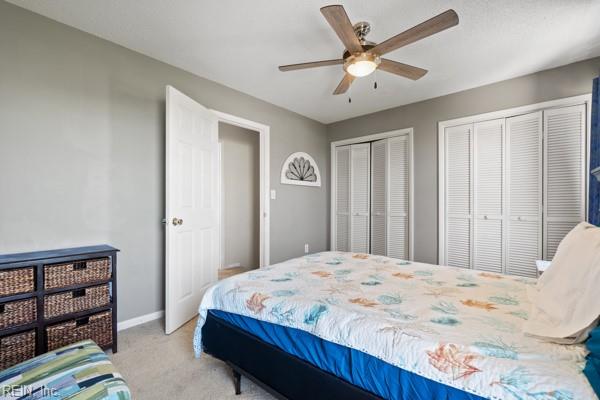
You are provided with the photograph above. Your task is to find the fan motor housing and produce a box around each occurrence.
[343,21,376,59]
[343,43,376,60]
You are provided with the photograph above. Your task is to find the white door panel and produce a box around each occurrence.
[350,143,370,252]
[506,111,542,277]
[370,139,387,256]
[444,123,473,268]
[473,119,504,273]
[543,105,586,259]
[166,86,219,334]
[387,136,410,260]
[335,146,351,251]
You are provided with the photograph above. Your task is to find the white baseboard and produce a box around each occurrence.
[117,310,164,332]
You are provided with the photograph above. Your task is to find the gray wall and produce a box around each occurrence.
[0,1,329,322]
[218,123,260,270]
[328,57,600,265]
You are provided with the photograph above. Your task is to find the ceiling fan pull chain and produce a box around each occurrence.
[348,80,352,103]
[374,69,378,90]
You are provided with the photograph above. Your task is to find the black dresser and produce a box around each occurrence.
[0,245,118,369]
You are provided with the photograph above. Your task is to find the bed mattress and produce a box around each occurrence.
[194,251,596,399]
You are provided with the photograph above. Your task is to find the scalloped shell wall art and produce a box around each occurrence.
[280,152,321,187]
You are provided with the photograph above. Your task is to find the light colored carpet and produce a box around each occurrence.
[218,266,254,280]
[110,318,274,400]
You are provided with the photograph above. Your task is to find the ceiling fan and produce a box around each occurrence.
[279,5,459,95]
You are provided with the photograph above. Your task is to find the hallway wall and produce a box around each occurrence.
[219,123,260,269]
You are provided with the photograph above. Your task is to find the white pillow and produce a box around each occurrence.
[535,260,551,273]
[523,222,600,343]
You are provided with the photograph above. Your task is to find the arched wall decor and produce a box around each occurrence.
[280,152,321,187]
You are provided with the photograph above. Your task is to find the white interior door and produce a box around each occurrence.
[543,105,586,259]
[387,136,410,260]
[473,119,504,273]
[350,143,370,253]
[370,139,387,256]
[444,123,473,268]
[506,111,542,277]
[335,146,351,252]
[165,86,219,334]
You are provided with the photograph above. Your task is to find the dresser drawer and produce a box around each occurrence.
[44,284,110,319]
[0,298,37,330]
[44,258,111,289]
[0,330,36,369]
[0,267,34,297]
[46,310,112,351]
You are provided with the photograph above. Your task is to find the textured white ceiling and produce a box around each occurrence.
[8,0,600,123]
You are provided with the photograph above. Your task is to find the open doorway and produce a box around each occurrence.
[165,87,270,333]
[218,122,260,279]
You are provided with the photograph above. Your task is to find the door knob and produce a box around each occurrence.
[172,218,183,226]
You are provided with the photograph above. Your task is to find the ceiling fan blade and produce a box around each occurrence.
[378,59,428,80]
[333,73,355,95]
[320,5,363,54]
[370,9,459,56]
[279,59,344,72]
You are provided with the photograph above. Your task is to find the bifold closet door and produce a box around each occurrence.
[387,136,410,259]
[371,137,410,259]
[543,105,586,259]
[506,111,542,277]
[370,140,387,256]
[473,119,504,273]
[335,146,351,251]
[350,144,371,253]
[444,124,473,269]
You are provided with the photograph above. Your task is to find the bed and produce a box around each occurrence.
[194,251,597,399]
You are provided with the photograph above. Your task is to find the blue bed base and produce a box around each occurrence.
[210,310,485,400]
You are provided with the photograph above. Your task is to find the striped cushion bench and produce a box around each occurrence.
[0,340,130,399]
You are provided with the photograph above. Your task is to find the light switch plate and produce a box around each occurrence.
[270,190,277,200]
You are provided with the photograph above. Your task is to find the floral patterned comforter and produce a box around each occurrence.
[194,251,596,400]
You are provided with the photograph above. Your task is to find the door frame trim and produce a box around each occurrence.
[330,128,414,260]
[212,110,271,268]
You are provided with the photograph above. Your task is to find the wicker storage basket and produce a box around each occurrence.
[0,330,36,369]
[0,267,34,297]
[44,284,110,319]
[0,298,37,330]
[44,258,111,289]
[46,310,112,351]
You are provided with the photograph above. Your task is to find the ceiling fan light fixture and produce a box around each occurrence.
[344,52,380,78]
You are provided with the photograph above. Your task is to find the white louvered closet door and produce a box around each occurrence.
[351,143,371,253]
[445,124,473,269]
[335,146,351,251]
[387,136,410,259]
[506,112,542,277]
[370,139,387,256]
[473,119,504,273]
[543,105,586,259]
